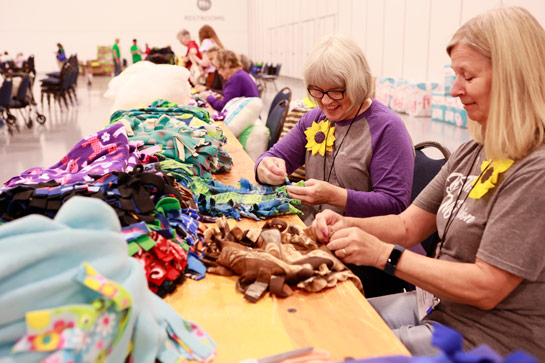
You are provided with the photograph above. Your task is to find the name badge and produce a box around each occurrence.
[416,286,440,320]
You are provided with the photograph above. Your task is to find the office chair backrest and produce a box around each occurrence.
[412,141,451,256]
[267,87,292,120]
[265,99,289,150]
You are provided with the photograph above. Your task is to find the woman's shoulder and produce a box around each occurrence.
[200,38,216,51]
[512,145,545,175]
[299,107,325,125]
[366,98,403,122]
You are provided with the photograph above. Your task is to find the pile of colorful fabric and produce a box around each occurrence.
[191,177,304,220]
[0,99,303,298]
[108,99,232,179]
[0,197,215,362]
[202,216,363,303]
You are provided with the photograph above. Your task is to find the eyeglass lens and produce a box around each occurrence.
[308,88,344,100]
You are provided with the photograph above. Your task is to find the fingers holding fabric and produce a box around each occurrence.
[257,157,287,185]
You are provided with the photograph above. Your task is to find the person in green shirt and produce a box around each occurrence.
[112,38,121,76]
[131,39,142,64]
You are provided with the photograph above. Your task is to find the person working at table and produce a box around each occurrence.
[311,7,545,359]
[255,34,414,297]
[198,49,259,111]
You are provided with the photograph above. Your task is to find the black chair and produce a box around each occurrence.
[255,63,282,93]
[412,141,451,256]
[0,79,16,129]
[261,63,281,92]
[7,76,34,128]
[41,60,78,110]
[267,87,292,120]
[265,99,289,150]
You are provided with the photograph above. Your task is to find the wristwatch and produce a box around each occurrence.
[384,245,405,276]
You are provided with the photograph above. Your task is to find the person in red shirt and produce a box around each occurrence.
[176,29,202,70]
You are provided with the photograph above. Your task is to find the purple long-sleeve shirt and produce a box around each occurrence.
[256,99,414,222]
[206,70,259,111]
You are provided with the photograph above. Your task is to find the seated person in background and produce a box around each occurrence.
[239,53,257,85]
[176,29,201,71]
[193,46,222,93]
[310,7,545,359]
[198,49,259,111]
[255,34,414,297]
[14,53,25,70]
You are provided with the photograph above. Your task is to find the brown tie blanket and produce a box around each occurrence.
[202,217,363,302]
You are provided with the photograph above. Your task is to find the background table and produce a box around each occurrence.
[164,123,410,362]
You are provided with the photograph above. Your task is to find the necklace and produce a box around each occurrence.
[437,145,486,258]
[322,102,365,183]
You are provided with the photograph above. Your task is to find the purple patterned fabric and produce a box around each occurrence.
[5,123,139,187]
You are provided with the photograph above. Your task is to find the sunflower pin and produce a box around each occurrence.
[304,120,335,156]
[469,159,514,199]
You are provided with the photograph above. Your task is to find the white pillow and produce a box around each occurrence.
[239,119,269,161]
[222,97,263,138]
[105,62,192,115]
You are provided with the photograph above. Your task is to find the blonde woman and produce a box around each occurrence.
[198,49,259,111]
[311,7,545,358]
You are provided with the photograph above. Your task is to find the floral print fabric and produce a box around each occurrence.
[4,123,139,187]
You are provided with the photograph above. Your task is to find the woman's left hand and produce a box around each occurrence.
[286,179,346,208]
[327,227,389,267]
[286,179,332,205]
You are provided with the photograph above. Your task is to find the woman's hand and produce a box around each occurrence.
[198,91,211,100]
[194,84,206,92]
[256,157,287,185]
[311,209,348,243]
[286,179,346,207]
[327,227,390,267]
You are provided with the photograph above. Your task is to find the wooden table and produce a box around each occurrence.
[164,123,410,362]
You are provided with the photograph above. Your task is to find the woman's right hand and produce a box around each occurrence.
[256,157,287,185]
[312,209,349,243]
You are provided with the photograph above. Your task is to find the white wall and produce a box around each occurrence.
[248,0,545,84]
[0,0,249,72]
[2,0,544,84]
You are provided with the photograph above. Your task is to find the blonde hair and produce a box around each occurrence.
[198,24,224,49]
[214,49,241,69]
[447,6,545,160]
[303,34,373,115]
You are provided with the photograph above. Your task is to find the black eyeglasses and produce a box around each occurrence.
[307,87,346,100]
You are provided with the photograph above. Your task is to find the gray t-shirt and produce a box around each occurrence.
[414,140,545,359]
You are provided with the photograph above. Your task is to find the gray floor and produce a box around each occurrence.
[0,75,470,185]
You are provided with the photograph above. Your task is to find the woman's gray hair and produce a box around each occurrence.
[176,29,190,40]
[303,34,373,113]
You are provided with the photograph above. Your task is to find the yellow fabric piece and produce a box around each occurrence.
[469,159,514,199]
[302,97,317,108]
[26,311,51,331]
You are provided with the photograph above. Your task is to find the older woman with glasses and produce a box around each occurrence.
[255,34,414,297]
